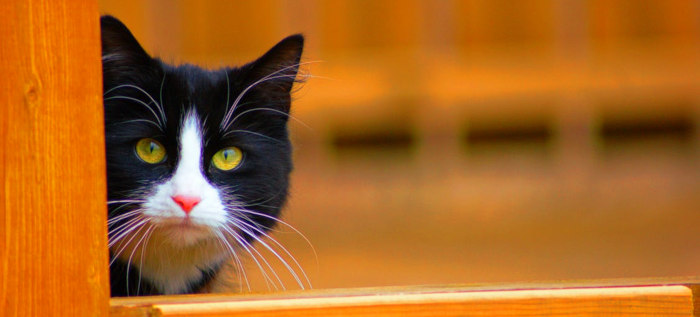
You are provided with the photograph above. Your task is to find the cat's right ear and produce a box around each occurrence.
[100,15,151,69]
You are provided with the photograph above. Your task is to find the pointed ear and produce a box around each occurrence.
[100,15,151,71]
[246,34,305,94]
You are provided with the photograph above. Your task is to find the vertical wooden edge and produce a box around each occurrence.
[686,284,700,316]
[1,0,109,316]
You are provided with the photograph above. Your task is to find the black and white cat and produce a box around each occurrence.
[101,16,306,296]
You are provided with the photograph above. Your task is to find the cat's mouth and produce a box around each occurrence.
[149,215,215,236]
[150,216,218,246]
[156,216,209,229]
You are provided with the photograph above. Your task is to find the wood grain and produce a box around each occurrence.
[111,281,700,316]
[0,1,109,316]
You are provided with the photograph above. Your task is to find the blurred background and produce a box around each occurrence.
[99,0,700,291]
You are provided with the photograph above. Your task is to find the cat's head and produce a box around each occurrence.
[102,15,303,256]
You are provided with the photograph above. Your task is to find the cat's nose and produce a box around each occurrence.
[172,195,201,214]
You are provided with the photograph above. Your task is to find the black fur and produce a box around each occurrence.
[101,15,303,296]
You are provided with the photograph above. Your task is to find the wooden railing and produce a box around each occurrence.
[2,1,698,316]
[111,279,700,316]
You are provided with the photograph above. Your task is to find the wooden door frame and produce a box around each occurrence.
[1,1,110,316]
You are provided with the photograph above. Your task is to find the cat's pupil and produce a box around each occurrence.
[223,150,230,160]
[149,142,155,153]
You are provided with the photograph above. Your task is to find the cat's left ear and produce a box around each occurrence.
[244,34,305,98]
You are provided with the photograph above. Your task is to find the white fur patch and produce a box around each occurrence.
[128,112,231,294]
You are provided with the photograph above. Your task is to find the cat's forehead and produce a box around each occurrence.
[158,64,235,120]
[165,64,228,94]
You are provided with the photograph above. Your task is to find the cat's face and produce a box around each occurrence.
[102,16,303,295]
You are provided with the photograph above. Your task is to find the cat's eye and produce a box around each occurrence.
[135,138,166,164]
[212,146,243,171]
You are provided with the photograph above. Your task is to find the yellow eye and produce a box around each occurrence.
[135,138,166,164]
[212,147,243,171]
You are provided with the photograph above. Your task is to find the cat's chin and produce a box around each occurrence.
[153,217,217,246]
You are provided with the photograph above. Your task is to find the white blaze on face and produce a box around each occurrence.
[136,112,230,294]
[171,114,208,198]
[143,112,227,245]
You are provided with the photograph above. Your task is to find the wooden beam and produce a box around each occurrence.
[111,280,700,316]
[0,1,109,316]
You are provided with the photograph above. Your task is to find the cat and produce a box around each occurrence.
[101,15,306,296]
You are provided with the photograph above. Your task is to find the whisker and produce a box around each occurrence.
[108,199,146,205]
[219,228,275,291]
[221,130,284,143]
[220,61,319,131]
[159,74,166,118]
[104,84,167,126]
[224,225,282,291]
[225,185,289,211]
[224,71,230,116]
[108,217,145,250]
[107,119,162,130]
[104,95,165,129]
[126,223,153,295]
[224,209,268,233]
[225,106,310,132]
[229,216,312,289]
[137,224,155,295]
[108,210,143,225]
[230,208,317,262]
[108,214,145,239]
[213,233,248,292]
[220,226,280,291]
[110,218,148,267]
[108,205,142,218]
[226,217,307,289]
[108,216,148,250]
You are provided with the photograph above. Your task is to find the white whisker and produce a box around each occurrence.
[226,216,307,289]
[230,216,311,289]
[104,95,165,129]
[221,130,283,143]
[105,84,167,126]
[108,199,146,205]
[220,73,292,129]
[220,226,279,291]
[126,223,153,295]
[230,208,317,263]
[224,71,230,116]
[159,74,166,117]
[220,61,319,131]
[213,232,248,292]
[107,118,161,129]
[137,224,155,295]
[108,214,145,240]
[108,210,143,225]
[110,218,148,267]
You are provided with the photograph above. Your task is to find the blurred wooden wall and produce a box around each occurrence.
[98,0,700,291]
[98,0,699,144]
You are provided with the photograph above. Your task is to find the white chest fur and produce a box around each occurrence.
[135,232,227,294]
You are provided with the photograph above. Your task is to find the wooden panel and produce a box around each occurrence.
[0,1,110,316]
[111,281,699,316]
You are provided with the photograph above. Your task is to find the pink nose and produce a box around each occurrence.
[172,195,201,213]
